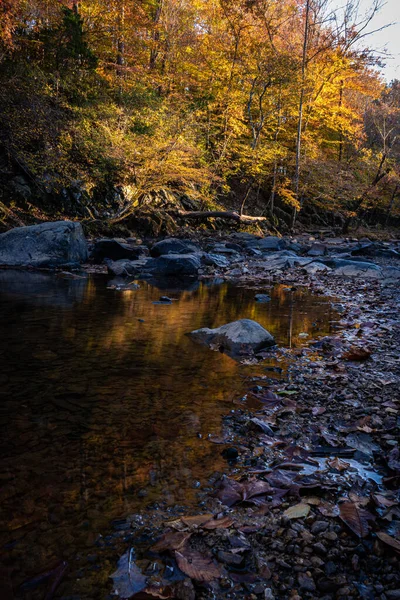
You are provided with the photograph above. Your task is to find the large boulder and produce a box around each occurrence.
[150,238,200,257]
[188,319,275,357]
[91,239,148,263]
[0,221,88,268]
[145,253,201,277]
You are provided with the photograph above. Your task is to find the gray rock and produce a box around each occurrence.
[320,258,382,278]
[203,253,231,268]
[0,221,88,268]
[302,262,331,274]
[311,521,329,534]
[145,253,201,277]
[307,243,327,257]
[255,294,271,303]
[188,318,275,357]
[386,591,400,600]
[245,236,286,251]
[298,573,316,592]
[92,239,148,263]
[105,258,148,277]
[150,238,199,257]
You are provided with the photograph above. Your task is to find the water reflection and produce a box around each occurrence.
[0,273,336,593]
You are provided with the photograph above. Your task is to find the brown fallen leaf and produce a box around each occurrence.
[203,516,234,530]
[342,346,372,361]
[376,532,400,553]
[152,531,192,553]
[303,496,321,506]
[242,480,273,501]
[174,549,221,582]
[181,515,213,528]
[339,502,375,538]
[217,477,243,507]
[327,457,350,472]
[372,494,398,509]
[283,503,310,519]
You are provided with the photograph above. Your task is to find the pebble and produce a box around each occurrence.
[311,520,329,534]
[313,542,328,555]
[298,572,316,592]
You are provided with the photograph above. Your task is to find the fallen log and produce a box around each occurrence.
[170,209,267,223]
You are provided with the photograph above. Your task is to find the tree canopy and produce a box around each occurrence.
[0,0,399,230]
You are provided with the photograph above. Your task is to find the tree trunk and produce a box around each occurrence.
[170,209,267,223]
[292,0,310,230]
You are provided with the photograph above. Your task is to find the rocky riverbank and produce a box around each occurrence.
[60,233,400,600]
[2,223,400,600]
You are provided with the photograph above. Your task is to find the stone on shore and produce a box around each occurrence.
[150,238,200,257]
[145,253,201,277]
[91,239,148,263]
[0,221,88,268]
[189,318,275,357]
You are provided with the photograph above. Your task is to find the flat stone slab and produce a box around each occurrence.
[188,318,275,358]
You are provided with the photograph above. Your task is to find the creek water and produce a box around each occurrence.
[0,271,337,595]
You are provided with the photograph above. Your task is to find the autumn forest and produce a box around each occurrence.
[0,0,399,232]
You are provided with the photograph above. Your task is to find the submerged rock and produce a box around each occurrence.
[150,238,199,257]
[0,221,88,268]
[255,294,271,303]
[188,318,275,357]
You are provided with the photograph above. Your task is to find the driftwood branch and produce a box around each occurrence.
[170,209,267,223]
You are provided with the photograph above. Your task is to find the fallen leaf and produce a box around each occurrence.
[376,532,400,553]
[242,480,273,501]
[339,502,375,538]
[372,494,397,509]
[174,549,221,582]
[327,457,350,472]
[346,432,380,456]
[283,503,310,519]
[110,548,147,599]
[342,346,371,361]
[203,516,234,530]
[181,515,213,528]
[217,477,243,507]
[303,496,321,506]
[152,532,192,553]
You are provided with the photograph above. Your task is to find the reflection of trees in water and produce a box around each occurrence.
[0,276,335,587]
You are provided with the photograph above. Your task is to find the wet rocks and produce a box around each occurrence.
[145,253,202,277]
[245,236,286,252]
[91,239,148,263]
[330,259,383,278]
[150,237,200,257]
[188,318,275,357]
[0,221,88,268]
[105,258,148,277]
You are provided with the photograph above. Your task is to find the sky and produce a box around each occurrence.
[330,0,400,82]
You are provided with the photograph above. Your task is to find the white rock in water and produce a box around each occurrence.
[188,318,275,357]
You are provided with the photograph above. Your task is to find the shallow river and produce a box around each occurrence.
[0,271,337,595]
